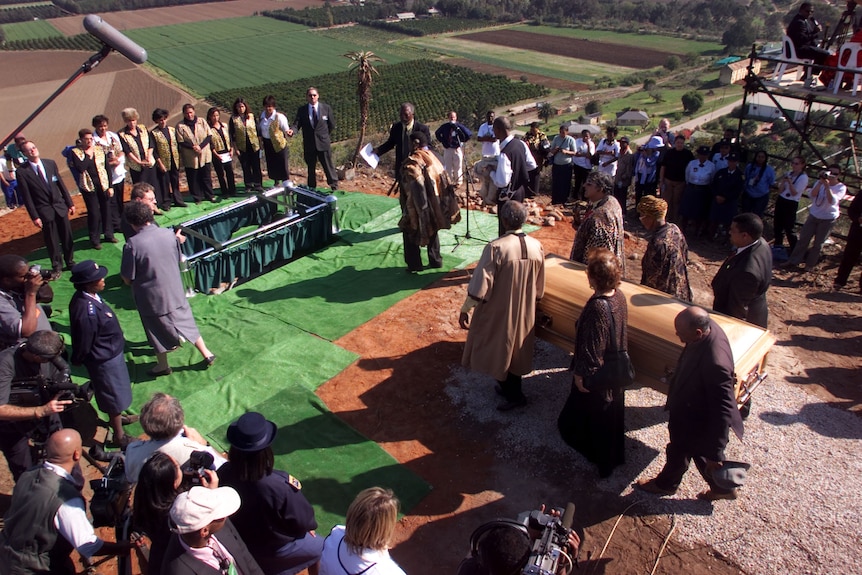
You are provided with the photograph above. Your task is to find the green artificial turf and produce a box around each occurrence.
[27,190,505,526]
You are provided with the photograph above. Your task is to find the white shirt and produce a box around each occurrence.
[573,137,595,170]
[489,135,515,188]
[596,138,620,176]
[43,462,104,559]
[259,111,290,140]
[477,122,499,156]
[124,429,227,482]
[319,526,406,575]
[180,533,237,573]
[779,171,808,201]
[93,131,126,184]
[808,180,846,220]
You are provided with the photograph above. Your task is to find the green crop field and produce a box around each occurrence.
[2,19,61,41]
[405,36,637,84]
[509,25,725,55]
[126,17,419,96]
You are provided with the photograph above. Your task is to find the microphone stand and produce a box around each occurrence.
[1,44,111,149]
[452,150,488,252]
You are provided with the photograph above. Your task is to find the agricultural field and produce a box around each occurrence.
[458,29,671,69]
[511,25,725,55]
[209,60,548,143]
[405,34,638,84]
[1,18,61,41]
[125,16,419,96]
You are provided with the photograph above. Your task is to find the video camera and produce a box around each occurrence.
[90,455,132,528]
[465,503,581,575]
[180,450,215,490]
[8,355,93,408]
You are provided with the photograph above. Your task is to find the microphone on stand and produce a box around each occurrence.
[83,14,147,65]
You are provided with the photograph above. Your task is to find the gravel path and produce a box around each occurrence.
[445,340,861,575]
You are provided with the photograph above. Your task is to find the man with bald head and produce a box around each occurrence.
[0,429,136,574]
[635,307,745,501]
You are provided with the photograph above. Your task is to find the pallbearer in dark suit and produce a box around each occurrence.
[295,87,338,190]
[68,260,135,448]
[16,141,76,274]
[635,306,745,501]
[711,212,772,328]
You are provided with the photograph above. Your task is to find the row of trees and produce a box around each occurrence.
[51,0,228,15]
[0,4,64,25]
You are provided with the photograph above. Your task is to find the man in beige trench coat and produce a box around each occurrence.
[459,201,545,411]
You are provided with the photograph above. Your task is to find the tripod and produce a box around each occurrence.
[452,152,490,252]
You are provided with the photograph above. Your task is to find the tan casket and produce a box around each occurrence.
[536,255,776,405]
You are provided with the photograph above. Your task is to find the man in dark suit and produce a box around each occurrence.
[17,141,76,275]
[163,486,264,575]
[711,212,772,328]
[635,306,745,501]
[294,86,338,190]
[374,102,432,181]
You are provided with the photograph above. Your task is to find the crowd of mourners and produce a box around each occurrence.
[0,82,861,575]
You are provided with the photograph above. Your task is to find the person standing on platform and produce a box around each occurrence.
[68,129,116,250]
[92,115,126,231]
[176,103,216,204]
[207,107,236,198]
[119,108,159,205]
[294,87,338,191]
[434,110,472,188]
[259,95,293,185]
[150,108,187,208]
[230,98,263,192]
[17,141,76,276]
[460,201,545,412]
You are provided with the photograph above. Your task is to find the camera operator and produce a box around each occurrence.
[124,392,226,483]
[0,330,72,481]
[457,507,581,575]
[0,254,53,350]
[0,429,139,575]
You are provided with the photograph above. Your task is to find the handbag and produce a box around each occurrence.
[586,298,635,391]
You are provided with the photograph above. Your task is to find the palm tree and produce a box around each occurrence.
[537,101,557,125]
[344,50,384,167]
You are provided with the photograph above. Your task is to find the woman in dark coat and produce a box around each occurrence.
[558,248,628,477]
[68,260,133,448]
[218,412,323,575]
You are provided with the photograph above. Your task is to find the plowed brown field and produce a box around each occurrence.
[446,57,591,91]
[459,29,672,69]
[49,0,322,35]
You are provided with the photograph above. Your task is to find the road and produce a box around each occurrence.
[633,98,745,145]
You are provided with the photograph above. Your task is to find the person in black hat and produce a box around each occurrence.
[68,260,136,449]
[218,412,323,575]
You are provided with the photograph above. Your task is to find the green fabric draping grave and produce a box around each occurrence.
[22,190,509,526]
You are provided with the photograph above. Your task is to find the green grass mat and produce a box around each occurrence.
[24,191,516,523]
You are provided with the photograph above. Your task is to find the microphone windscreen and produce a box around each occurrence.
[83,14,147,65]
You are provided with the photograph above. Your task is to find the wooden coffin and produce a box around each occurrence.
[535,254,776,404]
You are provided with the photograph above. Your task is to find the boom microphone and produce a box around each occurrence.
[83,14,147,65]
